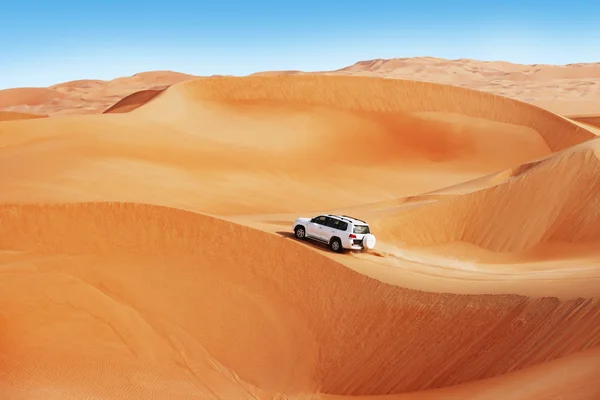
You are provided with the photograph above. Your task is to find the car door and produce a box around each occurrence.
[308,216,326,240]
[323,217,341,243]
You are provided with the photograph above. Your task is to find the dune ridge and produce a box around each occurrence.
[2,201,600,399]
[570,115,600,129]
[2,57,600,116]
[0,71,193,116]
[253,57,600,115]
[103,88,166,113]
[370,136,600,263]
[152,75,594,152]
[317,345,600,400]
[0,111,46,121]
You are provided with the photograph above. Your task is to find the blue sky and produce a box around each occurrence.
[1,0,598,89]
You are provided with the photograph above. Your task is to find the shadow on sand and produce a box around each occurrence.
[274,230,332,251]
[274,231,384,257]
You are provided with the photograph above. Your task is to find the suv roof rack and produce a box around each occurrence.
[341,214,366,224]
[327,214,353,224]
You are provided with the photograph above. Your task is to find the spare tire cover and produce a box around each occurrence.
[362,234,376,249]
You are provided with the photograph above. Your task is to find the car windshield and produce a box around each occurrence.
[353,225,370,234]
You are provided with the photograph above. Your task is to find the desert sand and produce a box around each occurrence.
[0,71,194,116]
[1,57,600,117]
[321,57,600,115]
[0,111,46,121]
[1,73,600,400]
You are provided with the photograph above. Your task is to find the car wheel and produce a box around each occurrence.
[330,238,343,253]
[294,226,306,240]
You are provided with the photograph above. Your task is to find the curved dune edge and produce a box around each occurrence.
[312,346,600,400]
[102,88,166,113]
[0,110,47,121]
[2,348,599,400]
[1,201,600,398]
[567,115,600,128]
[566,115,600,136]
[136,75,595,153]
[371,136,600,258]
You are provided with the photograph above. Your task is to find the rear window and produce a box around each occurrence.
[353,225,370,234]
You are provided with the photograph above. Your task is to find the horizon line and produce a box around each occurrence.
[3,54,600,91]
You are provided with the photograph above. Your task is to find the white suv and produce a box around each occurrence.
[292,214,377,253]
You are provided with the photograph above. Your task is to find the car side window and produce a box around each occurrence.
[325,217,338,228]
[312,216,327,225]
[326,217,347,231]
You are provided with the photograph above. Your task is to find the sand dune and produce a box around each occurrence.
[2,202,600,400]
[2,57,600,117]
[1,76,593,214]
[103,89,166,113]
[0,111,46,121]
[0,74,599,399]
[255,57,600,115]
[328,58,600,115]
[370,137,600,261]
[318,345,600,400]
[0,87,64,110]
[0,71,194,116]
[570,115,600,130]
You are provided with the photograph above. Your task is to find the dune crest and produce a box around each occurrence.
[103,88,166,113]
[569,115,600,131]
[149,75,593,152]
[372,137,600,261]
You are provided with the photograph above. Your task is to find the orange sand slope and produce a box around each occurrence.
[0,111,46,121]
[103,89,166,113]
[319,345,600,400]
[0,71,194,116]
[1,76,594,213]
[256,57,600,115]
[371,137,600,261]
[564,117,600,137]
[0,87,64,110]
[2,203,600,400]
[1,75,600,399]
[570,115,600,130]
[2,56,600,116]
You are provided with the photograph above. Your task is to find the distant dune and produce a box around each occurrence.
[250,69,306,76]
[0,110,46,121]
[251,57,600,115]
[0,70,195,116]
[49,79,106,89]
[0,87,64,109]
[1,57,599,116]
[1,74,599,400]
[327,57,600,115]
